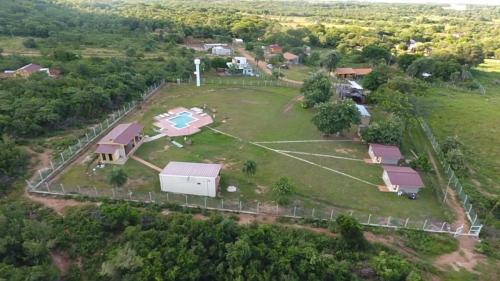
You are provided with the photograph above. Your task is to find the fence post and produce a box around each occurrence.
[468,204,472,214]
[257,201,260,213]
[68,146,72,154]
[221,199,224,209]
[422,219,428,230]
[38,170,44,181]
[204,197,207,208]
[185,195,188,205]
[149,192,153,202]
[129,190,132,200]
[86,133,89,142]
[463,195,468,205]
[166,192,169,201]
[404,218,409,227]
[112,188,115,198]
[472,214,478,226]
[276,204,279,215]
[61,153,65,163]
[367,214,371,224]
[239,201,242,211]
[293,206,297,217]
[60,184,65,194]
[311,208,315,218]
[387,216,391,226]
[50,161,54,170]
[77,185,81,193]
[440,222,446,231]
[47,184,51,192]
[94,186,98,196]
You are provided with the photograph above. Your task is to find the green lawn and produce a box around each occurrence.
[419,59,500,197]
[56,83,448,219]
[282,65,318,81]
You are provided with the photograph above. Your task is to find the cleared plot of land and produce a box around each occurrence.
[56,83,447,219]
[420,59,500,197]
[282,65,318,81]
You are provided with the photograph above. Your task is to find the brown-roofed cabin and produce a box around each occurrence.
[95,123,144,165]
[283,52,299,64]
[368,143,403,165]
[382,166,424,194]
[334,67,372,79]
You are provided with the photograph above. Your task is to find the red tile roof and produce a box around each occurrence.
[99,123,143,145]
[383,166,424,187]
[334,67,372,76]
[370,143,403,159]
[161,162,222,178]
[283,52,298,60]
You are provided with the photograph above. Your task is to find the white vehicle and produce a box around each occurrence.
[266,64,273,70]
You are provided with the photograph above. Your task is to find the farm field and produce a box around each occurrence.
[420,59,500,198]
[55,83,448,220]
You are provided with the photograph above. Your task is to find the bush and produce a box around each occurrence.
[361,116,404,145]
[312,100,361,135]
[409,155,432,172]
[336,215,367,250]
[22,38,37,48]
[271,177,295,205]
[301,71,332,107]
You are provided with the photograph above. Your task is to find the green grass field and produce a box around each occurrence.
[56,83,448,219]
[420,59,500,198]
[282,65,318,81]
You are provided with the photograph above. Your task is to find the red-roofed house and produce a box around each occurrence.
[368,143,403,165]
[159,161,222,197]
[382,165,424,194]
[268,44,283,54]
[283,52,299,64]
[95,123,144,164]
[5,63,59,78]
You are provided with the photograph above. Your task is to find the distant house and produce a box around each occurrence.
[268,44,283,54]
[211,46,232,56]
[3,63,58,78]
[355,104,371,126]
[283,52,299,65]
[159,161,222,197]
[95,123,144,165]
[233,38,244,44]
[382,165,424,194]
[333,67,372,79]
[227,57,254,76]
[368,143,403,165]
[203,43,228,51]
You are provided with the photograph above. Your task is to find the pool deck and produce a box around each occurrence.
[153,107,214,137]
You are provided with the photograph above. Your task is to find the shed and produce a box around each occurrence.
[368,143,403,165]
[355,104,371,126]
[382,165,424,194]
[159,162,222,197]
[212,46,232,56]
[95,123,144,164]
[283,52,299,64]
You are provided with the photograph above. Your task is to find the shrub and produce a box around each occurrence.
[272,177,295,205]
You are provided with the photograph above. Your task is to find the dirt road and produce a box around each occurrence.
[236,47,303,85]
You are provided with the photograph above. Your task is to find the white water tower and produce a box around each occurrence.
[194,58,201,87]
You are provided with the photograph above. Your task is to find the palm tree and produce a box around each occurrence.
[242,160,257,177]
[108,167,128,188]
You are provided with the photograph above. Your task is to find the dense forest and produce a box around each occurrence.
[0,200,425,281]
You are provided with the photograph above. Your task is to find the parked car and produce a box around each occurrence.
[406,193,417,200]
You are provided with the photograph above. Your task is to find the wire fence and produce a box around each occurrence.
[30,182,479,237]
[419,119,483,235]
[26,81,165,190]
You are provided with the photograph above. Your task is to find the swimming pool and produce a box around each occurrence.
[168,111,197,129]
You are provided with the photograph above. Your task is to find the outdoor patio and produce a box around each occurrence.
[153,106,214,137]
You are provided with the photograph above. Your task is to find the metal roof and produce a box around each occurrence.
[349,80,364,90]
[383,165,424,187]
[161,161,222,178]
[370,143,403,159]
[355,104,371,117]
[95,144,119,154]
[98,123,143,145]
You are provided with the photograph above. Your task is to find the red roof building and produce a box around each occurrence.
[382,165,424,194]
[333,67,373,79]
[95,123,144,164]
[368,143,403,165]
[268,44,283,54]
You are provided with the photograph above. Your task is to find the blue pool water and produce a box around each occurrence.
[169,111,196,129]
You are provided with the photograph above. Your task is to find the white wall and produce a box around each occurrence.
[159,174,217,197]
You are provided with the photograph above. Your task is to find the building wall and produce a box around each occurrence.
[368,147,380,163]
[100,148,121,164]
[382,171,398,192]
[159,174,217,197]
[381,157,399,165]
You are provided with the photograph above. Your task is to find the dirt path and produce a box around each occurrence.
[236,47,303,85]
[425,150,486,272]
[130,155,163,172]
[24,192,93,216]
[282,95,304,113]
[50,250,71,276]
[25,147,53,182]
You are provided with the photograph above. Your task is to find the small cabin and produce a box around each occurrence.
[95,123,144,165]
[368,143,403,165]
[159,162,222,197]
[382,165,424,194]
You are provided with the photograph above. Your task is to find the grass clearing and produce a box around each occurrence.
[282,65,318,81]
[56,82,448,219]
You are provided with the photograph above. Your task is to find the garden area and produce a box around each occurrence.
[54,82,448,220]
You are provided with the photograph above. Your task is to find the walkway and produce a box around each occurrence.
[130,155,163,172]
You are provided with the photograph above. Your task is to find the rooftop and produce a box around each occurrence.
[383,165,424,187]
[283,52,299,60]
[98,123,143,145]
[335,67,373,76]
[18,63,43,73]
[161,161,222,178]
[370,143,403,159]
[356,104,371,117]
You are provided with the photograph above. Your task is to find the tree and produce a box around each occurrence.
[336,215,367,250]
[312,100,361,135]
[254,47,265,66]
[362,65,390,91]
[0,137,28,191]
[361,116,404,145]
[242,160,257,177]
[372,251,412,281]
[446,148,467,176]
[441,136,463,155]
[321,51,341,72]
[397,54,421,71]
[301,71,332,107]
[361,44,391,63]
[22,38,37,48]
[272,177,295,204]
[369,86,413,118]
[108,167,128,187]
[101,244,143,280]
[409,155,432,172]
